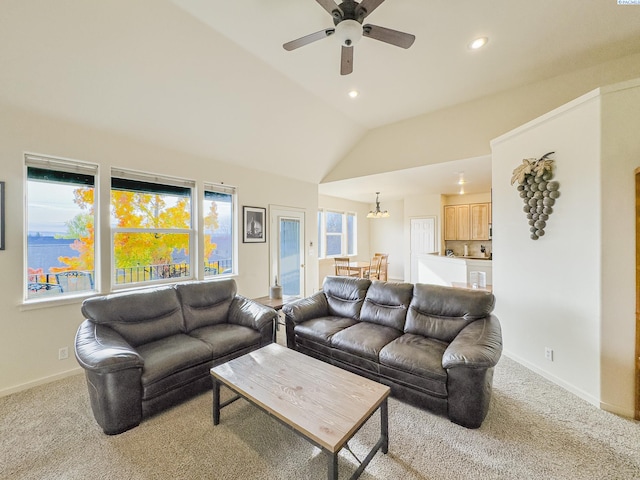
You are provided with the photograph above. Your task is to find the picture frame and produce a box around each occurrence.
[243,206,266,243]
[0,181,4,250]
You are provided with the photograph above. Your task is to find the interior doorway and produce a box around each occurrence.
[410,217,436,283]
[269,206,305,297]
[635,168,640,420]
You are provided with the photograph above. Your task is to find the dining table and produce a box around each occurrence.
[348,261,372,278]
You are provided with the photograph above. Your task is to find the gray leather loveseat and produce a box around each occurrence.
[75,279,276,434]
[283,276,502,428]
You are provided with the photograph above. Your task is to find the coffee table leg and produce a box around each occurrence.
[327,451,338,480]
[212,379,221,425]
[381,398,388,454]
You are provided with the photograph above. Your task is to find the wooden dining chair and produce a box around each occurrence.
[374,253,389,281]
[365,255,383,280]
[334,257,357,277]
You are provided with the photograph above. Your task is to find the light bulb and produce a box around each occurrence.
[469,37,488,50]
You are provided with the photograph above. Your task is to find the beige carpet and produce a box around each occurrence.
[1,353,639,479]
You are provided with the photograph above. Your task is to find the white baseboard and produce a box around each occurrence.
[0,367,82,398]
[504,351,636,420]
[503,350,600,407]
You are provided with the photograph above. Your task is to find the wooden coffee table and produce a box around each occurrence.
[211,343,390,480]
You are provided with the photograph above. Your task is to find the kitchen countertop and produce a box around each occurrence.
[435,254,492,261]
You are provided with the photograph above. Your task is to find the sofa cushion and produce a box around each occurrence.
[330,322,403,361]
[176,279,237,332]
[294,316,358,346]
[405,284,495,342]
[379,333,448,397]
[137,333,213,400]
[360,281,413,330]
[323,276,371,320]
[81,286,184,347]
[189,323,262,359]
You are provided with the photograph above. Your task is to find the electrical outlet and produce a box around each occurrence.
[58,347,69,360]
[544,347,554,362]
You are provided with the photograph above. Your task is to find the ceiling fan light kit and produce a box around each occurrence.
[335,19,362,46]
[283,0,415,75]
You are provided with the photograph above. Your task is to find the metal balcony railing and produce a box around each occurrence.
[27,259,233,298]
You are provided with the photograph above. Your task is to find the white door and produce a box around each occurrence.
[269,207,305,296]
[410,217,436,283]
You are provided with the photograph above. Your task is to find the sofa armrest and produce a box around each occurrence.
[74,320,145,434]
[442,315,502,428]
[282,292,328,349]
[282,292,329,325]
[442,315,502,369]
[229,296,278,344]
[75,320,143,373]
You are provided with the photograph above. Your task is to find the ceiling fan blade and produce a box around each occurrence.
[363,24,415,49]
[340,46,353,75]
[283,29,335,51]
[315,0,343,19]
[356,0,386,20]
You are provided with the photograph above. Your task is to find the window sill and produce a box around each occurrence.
[20,292,95,311]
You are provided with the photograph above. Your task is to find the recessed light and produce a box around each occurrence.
[469,37,488,50]
[348,90,359,99]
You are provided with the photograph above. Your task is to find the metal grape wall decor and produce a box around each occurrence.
[511,151,560,240]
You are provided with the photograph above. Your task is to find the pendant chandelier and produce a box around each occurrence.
[367,192,390,218]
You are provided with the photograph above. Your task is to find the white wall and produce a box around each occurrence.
[0,103,319,395]
[491,79,640,416]
[599,79,640,413]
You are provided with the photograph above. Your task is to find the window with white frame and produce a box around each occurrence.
[25,154,98,299]
[110,169,194,286]
[318,209,357,258]
[203,183,236,276]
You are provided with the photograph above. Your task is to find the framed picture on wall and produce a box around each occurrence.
[243,206,266,243]
[0,181,4,250]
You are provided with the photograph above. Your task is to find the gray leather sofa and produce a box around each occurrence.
[75,279,276,434]
[283,276,502,428]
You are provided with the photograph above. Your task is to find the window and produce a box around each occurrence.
[318,209,357,258]
[24,157,240,301]
[204,184,236,276]
[111,169,194,287]
[25,155,97,299]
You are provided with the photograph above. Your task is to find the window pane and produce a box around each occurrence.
[204,190,234,276]
[111,172,193,287]
[325,211,343,233]
[26,170,95,299]
[280,218,301,296]
[113,232,190,284]
[326,235,342,256]
[110,189,191,229]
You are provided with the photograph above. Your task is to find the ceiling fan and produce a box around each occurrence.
[283,0,415,75]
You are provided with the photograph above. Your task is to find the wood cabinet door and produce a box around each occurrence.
[456,205,470,240]
[470,203,489,240]
[444,206,457,240]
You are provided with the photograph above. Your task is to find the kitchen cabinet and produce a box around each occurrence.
[444,205,469,240]
[470,203,490,240]
[444,202,491,241]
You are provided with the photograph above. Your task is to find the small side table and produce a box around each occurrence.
[252,295,300,341]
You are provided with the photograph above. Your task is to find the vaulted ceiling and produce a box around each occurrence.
[2,1,640,201]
